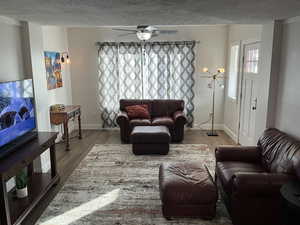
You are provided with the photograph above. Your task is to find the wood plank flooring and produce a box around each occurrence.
[22,129,236,225]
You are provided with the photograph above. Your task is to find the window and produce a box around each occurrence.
[97,41,196,127]
[244,48,259,74]
[228,44,240,100]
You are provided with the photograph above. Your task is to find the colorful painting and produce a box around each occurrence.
[44,51,63,90]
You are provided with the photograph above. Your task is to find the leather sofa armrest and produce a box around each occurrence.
[215,146,260,163]
[232,172,294,196]
[116,111,129,125]
[173,111,187,125]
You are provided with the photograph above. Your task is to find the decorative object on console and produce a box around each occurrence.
[50,104,65,112]
[60,52,70,64]
[16,169,28,198]
[50,105,82,151]
[201,67,225,136]
[44,51,63,90]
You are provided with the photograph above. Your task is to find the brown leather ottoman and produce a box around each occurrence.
[130,126,170,155]
[159,162,218,219]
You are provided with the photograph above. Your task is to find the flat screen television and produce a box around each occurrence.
[0,79,37,158]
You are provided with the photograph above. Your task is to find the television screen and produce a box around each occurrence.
[0,79,36,148]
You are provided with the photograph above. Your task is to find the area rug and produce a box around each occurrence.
[37,144,232,225]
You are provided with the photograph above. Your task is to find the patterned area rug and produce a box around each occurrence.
[37,144,232,225]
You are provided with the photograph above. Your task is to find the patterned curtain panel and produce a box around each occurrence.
[97,41,196,128]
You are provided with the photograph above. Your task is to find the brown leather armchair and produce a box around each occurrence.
[116,99,187,143]
[215,128,300,225]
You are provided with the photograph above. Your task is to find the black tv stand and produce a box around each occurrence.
[0,132,59,225]
[0,131,38,159]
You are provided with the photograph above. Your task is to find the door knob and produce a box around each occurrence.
[252,98,257,110]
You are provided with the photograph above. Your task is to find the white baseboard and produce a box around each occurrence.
[83,123,237,142]
[82,124,102,130]
[84,123,227,131]
[223,125,238,143]
[82,124,120,130]
[190,123,225,130]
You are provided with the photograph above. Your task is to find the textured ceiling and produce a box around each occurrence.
[0,0,300,26]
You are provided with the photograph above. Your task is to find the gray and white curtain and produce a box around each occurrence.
[97,41,195,128]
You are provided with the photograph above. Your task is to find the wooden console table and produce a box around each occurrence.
[0,132,59,225]
[50,105,82,151]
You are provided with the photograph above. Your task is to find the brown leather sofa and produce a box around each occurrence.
[215,128,300,225]
[116,99,187,143]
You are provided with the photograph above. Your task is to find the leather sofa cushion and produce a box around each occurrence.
[152,117,174,127]
[159,162,217,205]
[258,128,300,176]
[216,161,265,193]
[131,126,170,143]
[152,100,184,117]
[125,104,150,119]
[129,119,151,127]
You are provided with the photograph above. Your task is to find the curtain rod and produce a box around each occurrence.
[95,41,200,46]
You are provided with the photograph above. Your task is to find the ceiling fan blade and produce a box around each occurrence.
[117,32,136,37]
[145,25,158,31]
[158,30,178,34]
[112,28,137,32]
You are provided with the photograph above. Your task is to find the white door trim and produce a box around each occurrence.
[237,40,260,145]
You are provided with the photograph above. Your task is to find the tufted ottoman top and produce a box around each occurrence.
[159,162,218,205]
[130,126,170,144]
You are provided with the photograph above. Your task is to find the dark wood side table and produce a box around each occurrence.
[280,180,300,225]
[0,132,59,225]
[50,105,82,151]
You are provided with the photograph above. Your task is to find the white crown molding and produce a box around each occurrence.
[0,16,21,26]
[283,16,300,24]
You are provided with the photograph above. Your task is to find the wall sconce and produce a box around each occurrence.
[61,52,70,64]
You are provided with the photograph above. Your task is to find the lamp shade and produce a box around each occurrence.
[217,68,225,73]
[202,67,209,73]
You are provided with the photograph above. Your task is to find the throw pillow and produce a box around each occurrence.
[125,104,151,119]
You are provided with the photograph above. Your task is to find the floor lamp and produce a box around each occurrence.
[202,67,225,136]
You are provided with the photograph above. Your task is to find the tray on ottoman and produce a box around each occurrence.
[130,126,170,155]
[159,162,218,219]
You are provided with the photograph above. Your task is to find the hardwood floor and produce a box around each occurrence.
[22,129,236,225]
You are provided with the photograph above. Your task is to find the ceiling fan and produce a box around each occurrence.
[112,25,178,41]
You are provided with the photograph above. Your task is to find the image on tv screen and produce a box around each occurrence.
[0,79,36,148]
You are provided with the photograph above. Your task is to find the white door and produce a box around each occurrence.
[239,42,260,145]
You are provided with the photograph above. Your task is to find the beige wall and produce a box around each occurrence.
[21,23,73,172]
[42,26,73,138]
[67,25,228,129]
[254,22,282,142]
[274,19,300,139]
[223,25,262,141]
[0,17,25,82]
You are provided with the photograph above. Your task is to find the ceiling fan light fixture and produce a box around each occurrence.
[136,31,152,41]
